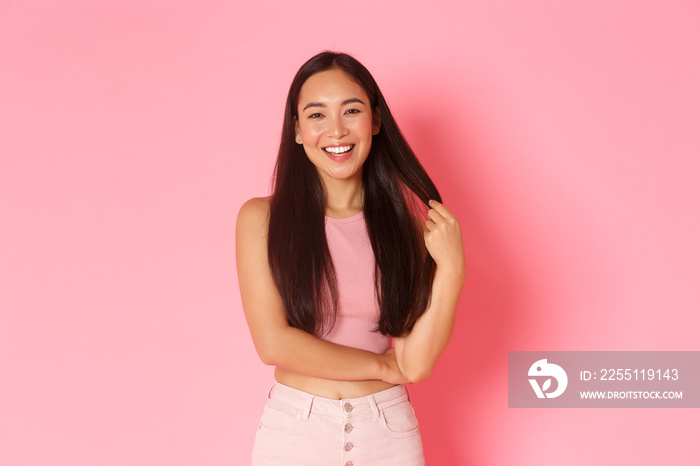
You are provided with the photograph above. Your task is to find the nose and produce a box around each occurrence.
[326,115,349,139]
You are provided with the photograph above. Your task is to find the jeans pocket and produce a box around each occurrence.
[258,398,301,435]
[380,400,420,438]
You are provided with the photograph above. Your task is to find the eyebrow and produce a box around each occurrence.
[302,98,366,111]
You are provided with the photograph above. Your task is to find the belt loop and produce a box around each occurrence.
[405,384,412,403]
[300,394,313,421]
[369,394,380,422]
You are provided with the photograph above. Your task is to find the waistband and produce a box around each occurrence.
[267,382,411,421]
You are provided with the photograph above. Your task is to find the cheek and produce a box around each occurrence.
[351,117,374,137]
[299,121,325,141]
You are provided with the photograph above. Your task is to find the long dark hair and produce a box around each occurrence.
[268,51,441,338]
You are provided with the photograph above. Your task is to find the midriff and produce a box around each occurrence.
[275,366,396,399]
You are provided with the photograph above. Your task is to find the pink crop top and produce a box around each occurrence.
[322,212,392,354]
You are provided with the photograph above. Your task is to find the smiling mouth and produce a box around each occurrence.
[323,145,354,155]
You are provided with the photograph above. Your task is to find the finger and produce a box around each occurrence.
[424,218,436,232]
[427,208,444,224]
[428,199,453,219]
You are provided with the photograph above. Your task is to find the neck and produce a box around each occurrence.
[320,176,364,218]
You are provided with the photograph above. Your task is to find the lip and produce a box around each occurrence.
[323,144,355,162]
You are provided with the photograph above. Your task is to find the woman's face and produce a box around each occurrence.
[295,68,380,188]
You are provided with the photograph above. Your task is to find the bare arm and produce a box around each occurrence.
[394,199,466,383]
[236,197,406,384]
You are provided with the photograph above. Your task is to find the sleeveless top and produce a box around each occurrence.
[322,212,392,354]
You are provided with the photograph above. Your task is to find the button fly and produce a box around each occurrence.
[344,403,353,413]
[344,442,354,451]
[344,423,353,433]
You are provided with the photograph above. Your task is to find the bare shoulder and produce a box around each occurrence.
[236,196,271,235]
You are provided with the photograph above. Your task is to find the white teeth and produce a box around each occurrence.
[324,145,353,155]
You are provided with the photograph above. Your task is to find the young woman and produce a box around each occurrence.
[236,51,465,465]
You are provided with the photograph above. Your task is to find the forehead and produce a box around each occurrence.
[298,68,369,107]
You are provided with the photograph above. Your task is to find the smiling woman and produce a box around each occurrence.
[236,51,465,465]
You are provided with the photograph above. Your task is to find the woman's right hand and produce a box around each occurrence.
[380,347,410,385]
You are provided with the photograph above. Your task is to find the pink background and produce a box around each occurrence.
[1,1,699,464]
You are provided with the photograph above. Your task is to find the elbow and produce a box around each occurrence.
[395,349,437,383]
[402,364,434,384]
[257,347,277,366]
[254,332,283,366]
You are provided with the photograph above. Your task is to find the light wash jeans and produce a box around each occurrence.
[252,382,425,465]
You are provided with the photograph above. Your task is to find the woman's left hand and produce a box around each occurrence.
[423,200,466,279]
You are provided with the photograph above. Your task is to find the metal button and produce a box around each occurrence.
[344,442,354,451]
[344,403,353,413]
[345,462,353,466]
[344,423,353,433]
